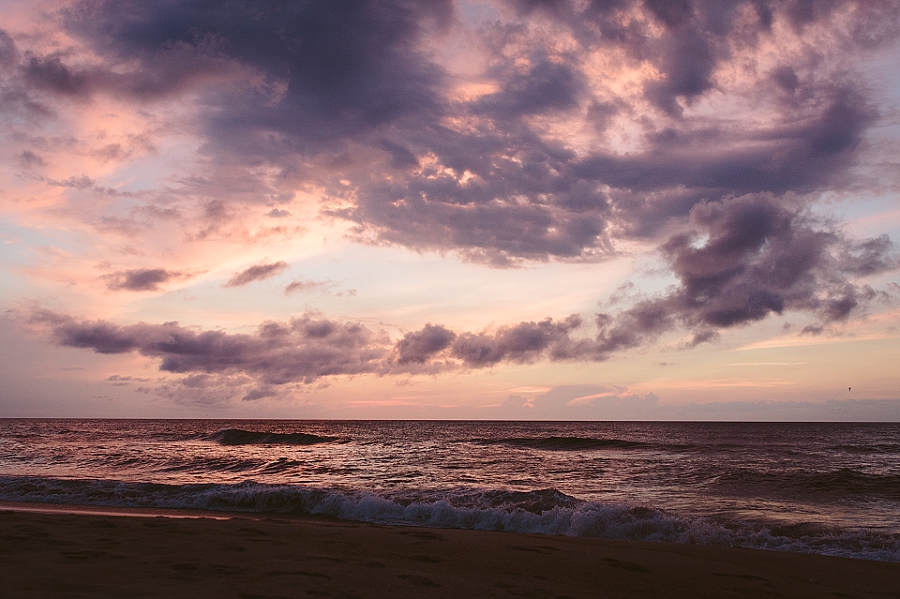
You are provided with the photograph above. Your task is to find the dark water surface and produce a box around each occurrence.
[2,419,898,561]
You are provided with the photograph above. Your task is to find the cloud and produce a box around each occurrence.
[224,261,289,287]
[138,373,261,406]
[30,309,591,388]
[21,53,93,98]
[17,149,46,169]
[395,324,457,364]
[8,0,897,267]
[27,215,897,393]
[450,315,585,366]
[6,1,900,403]
[0,29,17,69]
[284,278,336,295]
[57,0,452,150]
[325,9,884,264]
[473,54,585,118]
[390,193,898,364]
[588,193,899,353]
[101,268,190,291]
[30,310,390,385]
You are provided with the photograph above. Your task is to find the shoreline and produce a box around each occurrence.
[3,505,900,598]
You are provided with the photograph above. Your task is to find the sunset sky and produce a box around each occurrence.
[1,0,898,419]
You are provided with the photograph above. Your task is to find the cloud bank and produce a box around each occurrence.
[6,0,897,261]
[3,0,899,409]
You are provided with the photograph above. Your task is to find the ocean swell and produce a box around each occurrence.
[715,467,900,502]
[205,428,338,446]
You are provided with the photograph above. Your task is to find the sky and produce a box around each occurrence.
[1,0,899,420]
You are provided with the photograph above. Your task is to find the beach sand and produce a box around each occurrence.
[2,505,898,598]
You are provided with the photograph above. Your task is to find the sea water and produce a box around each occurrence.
[1,419,898,561]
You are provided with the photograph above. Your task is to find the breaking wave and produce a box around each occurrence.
[2,475,897,562]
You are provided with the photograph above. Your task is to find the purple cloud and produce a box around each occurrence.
[7,1,900,396]
[395,324,457,365]
[31,310,389,385]
[224,261,289,287]
[284,278,337,296]
[588,193,898,354]
[101,268,189,292]
[8,0,895,266]
[29,203,896,389]
[450,316,585,366]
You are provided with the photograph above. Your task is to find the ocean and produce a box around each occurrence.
[1,419,898,561]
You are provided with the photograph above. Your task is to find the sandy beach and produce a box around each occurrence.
[2,504,899,598]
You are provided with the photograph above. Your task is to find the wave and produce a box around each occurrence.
[805,469,900,499]
[2,475,897,562]
[160,457,267,474]
[716,468,900,501]
[205,428,338,446]
[829,443,900,454]
[476,436,650,451]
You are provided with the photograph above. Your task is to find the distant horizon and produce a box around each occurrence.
[3,397,898,422]
[1,0,898,420]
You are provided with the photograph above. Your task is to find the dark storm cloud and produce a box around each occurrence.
[224,261,289,287]
[31,310,389,385]
[101,268,189,292]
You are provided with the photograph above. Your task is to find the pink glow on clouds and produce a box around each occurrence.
[1,0,899,418]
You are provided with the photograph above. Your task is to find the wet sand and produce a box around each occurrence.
[2,505,899,598]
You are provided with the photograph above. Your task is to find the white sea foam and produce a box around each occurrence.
[2,475,898,562]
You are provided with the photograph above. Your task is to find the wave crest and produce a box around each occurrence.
[206,428,338,446]
[3,475,897,562]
